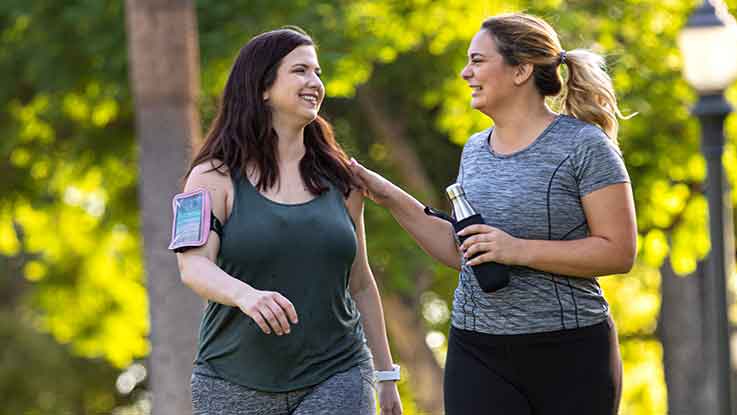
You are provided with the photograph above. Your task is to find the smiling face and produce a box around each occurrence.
[263,45,324,126]
[460,30,519,115]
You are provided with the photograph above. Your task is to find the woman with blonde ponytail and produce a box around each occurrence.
[350,12,636,415]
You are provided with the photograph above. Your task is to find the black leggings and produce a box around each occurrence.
[444,317,622,415]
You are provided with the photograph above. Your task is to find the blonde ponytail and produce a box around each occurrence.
[560,50,629,144]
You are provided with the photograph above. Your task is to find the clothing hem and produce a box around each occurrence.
[450,313,609,337]
[192,354,373,393]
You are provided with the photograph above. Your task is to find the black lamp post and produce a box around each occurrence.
[678,1,737,414]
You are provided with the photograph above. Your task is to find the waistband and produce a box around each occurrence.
[450,316,612,346]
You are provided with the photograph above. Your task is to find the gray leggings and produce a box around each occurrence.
[191,361,376,415]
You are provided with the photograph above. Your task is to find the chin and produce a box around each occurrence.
[295,111,318,126]
[305,110,319,122]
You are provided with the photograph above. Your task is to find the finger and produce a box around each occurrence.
[460,232,490,251]
[460,234,479,251]
[464,242,492,258]
[467,252,494,266]
[265,300,291,334]
[258,306,282,335]
[349,158,368,176]
[273,294,299,324]
[248,310,271,334]
[457,224,489,237]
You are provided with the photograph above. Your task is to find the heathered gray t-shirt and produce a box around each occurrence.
[453,114,629,335]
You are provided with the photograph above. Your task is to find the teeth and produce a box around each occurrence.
[301,95,318,103]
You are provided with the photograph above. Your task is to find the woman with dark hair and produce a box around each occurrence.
[175,28,402,414]
[350,13,636,415]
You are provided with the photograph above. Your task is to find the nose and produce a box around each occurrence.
[460,64,472,81]
[306,71,323,89]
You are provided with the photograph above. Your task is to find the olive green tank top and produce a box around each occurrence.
[192,173,371,392]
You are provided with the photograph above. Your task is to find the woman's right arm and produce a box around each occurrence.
[176,162,298,335]
[349,159,461,270]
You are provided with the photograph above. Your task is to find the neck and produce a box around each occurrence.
[271,114,307,164]
[486,95,557,147]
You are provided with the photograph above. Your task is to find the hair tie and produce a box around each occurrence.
[559,50,567,65]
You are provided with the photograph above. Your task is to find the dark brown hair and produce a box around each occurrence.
[482,13,629,143]
[187,27,357,197]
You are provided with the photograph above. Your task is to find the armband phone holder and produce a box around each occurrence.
[168,189,222,252]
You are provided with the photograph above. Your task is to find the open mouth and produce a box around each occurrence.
[299,93,319,105]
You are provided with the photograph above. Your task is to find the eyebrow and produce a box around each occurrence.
[292,63,321,71]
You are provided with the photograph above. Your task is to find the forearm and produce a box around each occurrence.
[178,255,252,306]
[383,183,461,270]
[519,236,634,277]
[352,279,394,371]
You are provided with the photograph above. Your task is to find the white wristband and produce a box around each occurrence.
[374,364,401,382]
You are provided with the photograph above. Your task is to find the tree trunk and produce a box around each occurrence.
[658,258,712,415]
[356,86,438,204]
[125,1,202,414]
[356,85,444,413]
[382,294,445,414]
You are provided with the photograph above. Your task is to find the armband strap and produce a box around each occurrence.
[168,189,223,253]
[210,211,223,238]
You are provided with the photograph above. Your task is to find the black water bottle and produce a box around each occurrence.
[446,183,509,292]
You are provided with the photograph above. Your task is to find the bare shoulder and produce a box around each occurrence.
[185,159,231,193]
[183,159,233,221]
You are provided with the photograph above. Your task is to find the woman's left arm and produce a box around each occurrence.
[345,190,402,415]
[460,182,637,277]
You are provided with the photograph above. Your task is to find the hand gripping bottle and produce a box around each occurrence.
[445,183,509,292]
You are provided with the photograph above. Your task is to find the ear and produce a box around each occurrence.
[513,63,534,86]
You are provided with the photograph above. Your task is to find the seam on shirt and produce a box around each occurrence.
[561,221,587,240]
[560,221,586,329]
[464,269,480,330]
[460,271,470,329]
[565,277,581,328]
[547,156,571,330]
[516,272,595,297]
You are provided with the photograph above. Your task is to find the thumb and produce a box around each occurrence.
[349,157,371,179]
[349,157,362,170]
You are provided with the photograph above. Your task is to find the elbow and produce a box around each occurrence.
[615,256,635,274]
[614,246,637,274]
[179,268,195,289]
[180,269,194,288]
[176,255,197,289]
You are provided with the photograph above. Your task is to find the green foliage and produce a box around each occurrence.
[3,0,737,413]
[0,310,135,414]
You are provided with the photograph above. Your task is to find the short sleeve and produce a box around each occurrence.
[573,125,630,197]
